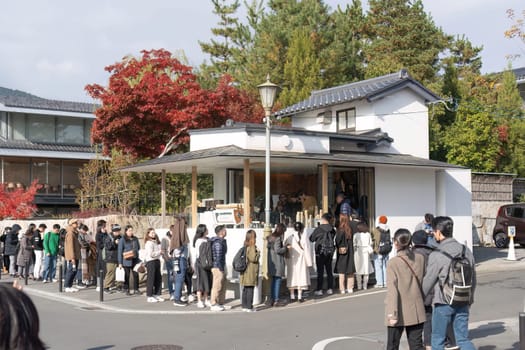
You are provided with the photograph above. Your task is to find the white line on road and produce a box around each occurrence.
[312,336,383,350]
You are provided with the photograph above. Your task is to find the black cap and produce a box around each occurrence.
[111,224,122,232]
[412,230,428,245]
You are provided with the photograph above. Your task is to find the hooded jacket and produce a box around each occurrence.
[4,225,20,256]
[309,223,335,256]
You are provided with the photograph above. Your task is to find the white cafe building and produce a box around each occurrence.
[123,70,472,274]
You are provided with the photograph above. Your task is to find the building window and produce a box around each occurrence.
[57,117,84,144]
[27,115,55,143]
[3,157,30,187]
[0,112,7,139]
[336,108,356,132]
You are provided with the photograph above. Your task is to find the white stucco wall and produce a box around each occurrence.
[436,169,473,248]
[190,130,248,151]
[374,166,437,234]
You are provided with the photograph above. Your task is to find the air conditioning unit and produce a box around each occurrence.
[316,110,332,124]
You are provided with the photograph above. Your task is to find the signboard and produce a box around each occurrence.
[508,226,516,237]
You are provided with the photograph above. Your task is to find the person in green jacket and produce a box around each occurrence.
[240,229,260,312]
[42,224,61,283]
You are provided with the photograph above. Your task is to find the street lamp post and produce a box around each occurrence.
[257,74,279,302]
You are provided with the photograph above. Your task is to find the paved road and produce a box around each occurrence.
[30,269,523,350]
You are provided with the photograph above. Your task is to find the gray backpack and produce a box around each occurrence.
[438,245,473,306]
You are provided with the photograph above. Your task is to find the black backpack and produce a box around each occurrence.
[378,228,392,255]
[319,229,335,256]
[232,246,248,272]
[438,245,474,306]
[197,240,213,270]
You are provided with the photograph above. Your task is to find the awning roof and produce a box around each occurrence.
[120,145,465,174]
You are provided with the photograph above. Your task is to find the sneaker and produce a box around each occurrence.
[76,283,87,289]
[326,289,333,295]
[346,289,354,294]
[205,300,212,307]
[188,294,195,303]
[65,287,78,293]
[173,300,187,307]
[96,286,100,292]
[242,308,255,312]
[103,288,114,294]
[221,304,232,310]
[210,304,224,311]
[134,290,142,295]
[43,280,49,284]
[444,346,460,350]
[169,295,175,301]
[196,301,205,308]
[181,295,188,302]
[314,290,323,296]
[147,297,158,303]
[154,295,165,302]
[52,279,58,283]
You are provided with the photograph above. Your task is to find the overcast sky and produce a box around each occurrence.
[1,0,524,102]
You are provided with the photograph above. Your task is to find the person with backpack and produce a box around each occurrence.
[193,224,212,308]
[210,225,228,311]
[42,224,60,283]
[372,215,392,288]
[309,213,336,296]
[422,216,476,350]
[240,229,260,312]
[267,223,288,306]
[385,229,426,350]
[353,222,373,290]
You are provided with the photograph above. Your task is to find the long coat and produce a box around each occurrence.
[334,230,355,275]
[353,231,373,275]
[16,235,32,266]
[284,231,312,289]
[385,249,426,327]
[4,230,19,256]
[240,245,260,286]
[267,235,286,277]
[65,225,81,261]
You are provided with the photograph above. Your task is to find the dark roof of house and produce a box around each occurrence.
[0,86,97,114]
[274,69,441,117]
[190,122,394,145]
[0,139,96,153]
[513,67,525,81]
[121,145,465,173]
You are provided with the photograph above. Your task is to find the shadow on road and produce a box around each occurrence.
[469,321,506,339]
[473,246,524,264]
[478,341,519,350]
[86,346,115,350]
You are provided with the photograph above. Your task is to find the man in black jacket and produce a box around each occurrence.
[103,224,121,294]
[310,213,335,296]
[95,220,107,291]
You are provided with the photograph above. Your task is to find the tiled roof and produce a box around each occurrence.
[274,69,441,117]
[0,88,97,114]
[0,139,95,153]
[513,67,525,81]
[121,145,464,173]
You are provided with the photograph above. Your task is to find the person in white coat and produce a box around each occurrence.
[353,222,373,290]
[285,222,313,302]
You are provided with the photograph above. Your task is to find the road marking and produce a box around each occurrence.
[312,336,383,350]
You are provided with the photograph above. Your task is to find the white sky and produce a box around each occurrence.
[1,0,524,102]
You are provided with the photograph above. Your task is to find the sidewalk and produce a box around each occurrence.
[3,245,524,315]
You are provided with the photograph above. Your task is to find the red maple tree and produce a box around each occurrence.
[0,180,38,219]
[86,49,263,159]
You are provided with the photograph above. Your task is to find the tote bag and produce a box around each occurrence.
[115,267,125,282]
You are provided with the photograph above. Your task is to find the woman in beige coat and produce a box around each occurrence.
[385,229,426,350]
[240,230,260,312]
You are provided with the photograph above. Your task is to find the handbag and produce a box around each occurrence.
[123,250,136,260]
[115,267,125,282]
[338,246,348,255]
[134,262,146,274]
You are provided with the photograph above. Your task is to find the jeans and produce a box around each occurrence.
[432,304,475,350]
[42,254,57,281]
[374,254,389,286]
[65,260,78,288]
[315,254,334,291]
[173,256,187,301]
[165,259,174,296]
[242,286,255,309]
[271,276,282,301]
[387,323,424,350]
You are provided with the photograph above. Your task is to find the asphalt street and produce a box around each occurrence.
[30,268,524,350]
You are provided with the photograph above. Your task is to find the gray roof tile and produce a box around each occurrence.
[0,139,95,153]
[0,91,97,114]
[275,70,440,117]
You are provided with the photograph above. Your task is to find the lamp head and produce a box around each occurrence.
[257,74,279,110]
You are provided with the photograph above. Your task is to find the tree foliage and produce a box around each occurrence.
[505,8,525,59]
[0,181,38,219]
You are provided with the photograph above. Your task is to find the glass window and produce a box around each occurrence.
[11,113,26,140]
[27,115,55,142]
[57,117,84,144]
[0,112,7,139]
[63,159,85,195]
[336,108,356,131]
[3,157,30,187]
[84,120,93,144]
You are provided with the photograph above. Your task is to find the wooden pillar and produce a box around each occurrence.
[243,159,251,229]
[191,166,198,229]
[161,169,166,227]
[322,163,329,213]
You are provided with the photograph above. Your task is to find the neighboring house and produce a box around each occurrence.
[512,67,525,106]
[124,70,473,248]
[0,87,98,215]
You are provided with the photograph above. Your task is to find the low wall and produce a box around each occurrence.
[472,201,508,245]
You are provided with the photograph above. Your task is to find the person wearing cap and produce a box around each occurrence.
[372,215,391,288]
[103,224,122,293]
[31,224,46,281]
[64,218,81,292]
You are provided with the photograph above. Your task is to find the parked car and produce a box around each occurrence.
[493,203,525,248]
